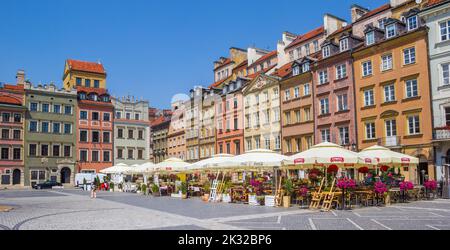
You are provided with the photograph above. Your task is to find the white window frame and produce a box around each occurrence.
[339,38,349,52]
[381,54,393,71]
[362,61,373,77]
[364,89,374,107]
[408,115,420,135]
[304,83,310,96]
[321,129,331,143]
[440,20,450,42]
[365,122,376,139]
[320,98,329,115]
[405,79,418,98]
[386,24,396,38]
[403,47,416,65]
[323,46,330,58]
[407,15,418,31]
[319,70,328,85]
[384,84,396,102]
[336,64,347,79]
[442,63,450,86]
[366,32,375,46]
[337,94,348,111]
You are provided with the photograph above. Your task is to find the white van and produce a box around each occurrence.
[75,173,107,187]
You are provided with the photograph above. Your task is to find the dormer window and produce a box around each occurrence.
[378,18,388,29]
[386,24,396,38]
[302,63,310,73]
[366,32,375,46]
[340,38,349,52]
[90,94,98,101]
[293,65,300,76]
[79,93,86,100]
[102,95,110,102]
[407,15,418,31]
[322,46,330,58]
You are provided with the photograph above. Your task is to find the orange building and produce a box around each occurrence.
[353,11,434,183]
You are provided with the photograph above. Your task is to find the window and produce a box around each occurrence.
[246,138,252,151]
[1,148,9,160]
[337,94,348,111]
[381,54,393,71]
[92,131,100,143]
[255,136,261,149]
[323,46,330,58]
[321,129,331,142]
[446,107,450,126]
[304,83,310,96]
[385,119,397,137]
[295,110,301,123]
[304,108,311,121]
[336,64,347,79]
[365,122,376,139]
[320,98,329,115]
[340,38,349,52]
[294,87,300,99]
[138,149,143,159]
[53,123,60,133]
[53,104,61,113]
[138,130,144,140]
[103,151,111,162]
[302,63,310,73]
[254,112,260,127]
[285,139,292,153]
[29,121,38,132]
[295,138,301,152]
[296,47,302,59]
[319,71,328,84]
[366,32,375,46]
[274,109,280,122]
[126,113,131,120]
[64,106,72,115]
[273,88,279,98]
[234,117,238,130]
[293,66,300,76]
[275,135,281,150]
[386,24,396,38]
[29,144,37,156]
[441,20,450,41]
[53,145,60,157]
[406,79,418,98]
[30,103,38,112]
[76,78,82,86]
[362,61,373,77]
[128,129,134,139]
[85,79,91,87]
[289,51,294,61]
[92,112,99,121]
[128,149,133,159]
[64,124,71,134]
[13,113,21,123]
[117,149,123,159]
[80,150,88,162]
[64,145,71,157]
[313,40,319,52]
[285,112,291,125]
[1,113,10,122]
[42,103,49,113]
[443,63,450,85]
[103,113,110,122]
[407,16,418,31]
[80,111,88,120]
[13,148,20,160]
[80,130,88,142]
[284,89,290,101]
[339,127,349,145]
[384,84,395,102]
[404,47,416,65]
[92,151,99,162]
[1,129,9,139]
[94,80,100,88]
[305,43,310,55]
[79,93,86,100]
[115,112,122,119]
[408,115,420,135]
[264,110,270,124]
[364,89,375,106]
[13,130,20,139]
[378,18,387,29]
[135,113,140,120]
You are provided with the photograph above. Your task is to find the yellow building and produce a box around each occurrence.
[63,59,107,90]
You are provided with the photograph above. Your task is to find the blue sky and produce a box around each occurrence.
[0,0,387,109]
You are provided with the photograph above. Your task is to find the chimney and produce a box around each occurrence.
[390,0,411,8]
[351,4,370,23]
[324,14,348,36]
[16,69,25,85]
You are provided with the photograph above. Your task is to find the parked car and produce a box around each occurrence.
[33,181,62,190]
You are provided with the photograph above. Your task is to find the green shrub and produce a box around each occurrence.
[110,182,114,191]
[151,184,159,193]
[180,182,187,194]
[283,179,294,196]
[141,184,147,194]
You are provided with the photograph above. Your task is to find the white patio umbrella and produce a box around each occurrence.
[126,162,156,174]
[100,163,132,174]
[358,145,419,166]
[224,149,290,170]
[186,154,234,171]
[154,157,190,173]
[286,142,371,168]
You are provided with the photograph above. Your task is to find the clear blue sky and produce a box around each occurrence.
[0,0,387,109]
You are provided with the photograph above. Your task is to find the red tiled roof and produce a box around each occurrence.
[247,64,277,79]
[328,24,353,37]
[67,59,106,74]
[209,77,229,88]
[355,4,391,23]
[78,99,113,107]
[233,60,248,72]
[272,62,293,78]
[0,95,22,105]
[248,50,277,68]
[151,116,168,127]
[1,84,24,92]
[76,86,108,95]
[426,0,448,7]
[285,26,325,51]
[216,58,232,69]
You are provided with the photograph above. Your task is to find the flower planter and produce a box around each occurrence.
[264,195,275,207]
[282,196,291,208]
[248,195,259,206]
[202,194,210,202]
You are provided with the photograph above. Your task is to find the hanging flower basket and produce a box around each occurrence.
[327,165,339,174]
[358,166,369,174]
[380,165,389,172]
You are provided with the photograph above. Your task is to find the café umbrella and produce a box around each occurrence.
[100,163,133,174]
[153,157,190,173]
[224,149,290,170]
[186,154,234,171]
[127,162,156,174]
[358,145,419,166]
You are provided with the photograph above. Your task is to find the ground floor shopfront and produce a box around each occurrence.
[0,165,24,187]
[24,159,76,186]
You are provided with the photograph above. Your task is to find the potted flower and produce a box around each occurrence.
[424,180,437,199]
[180,182,188,199]
[374,181,388,206]
[399,181,414,202]
[109,182,115,192]
[282,179,294,208]
[151,184,160,197]
[222,181,232,203]
[298,185,309,208]
[141,183,148,196]
[202,181,210,202]
[337,177,356,210]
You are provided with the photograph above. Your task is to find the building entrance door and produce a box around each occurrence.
[12,169,21,185]
[60,167,71,184]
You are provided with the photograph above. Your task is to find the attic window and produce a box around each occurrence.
[322,46,330,58]
[407,16,418,31]
[302,63,310,73]
[366,31,375,46]
[340,38,349,52]
[386,24,396,39]
[293,66,300,76]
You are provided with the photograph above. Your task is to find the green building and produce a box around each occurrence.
[23,82,77,186]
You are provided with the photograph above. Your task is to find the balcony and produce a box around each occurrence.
[378,136,402,148]
[433,128,450,141]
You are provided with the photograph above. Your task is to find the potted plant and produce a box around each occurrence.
[221,181,232,203]
[283,179,294,208]
[180,182,188,199]
[109,182,115,192]
[141,183,147,196]
[151,184,160,196]
[424,180,437,200]
[202,181,210,202]
[336,177,356,210]
[399,181,414,202]
[374,181,388,206]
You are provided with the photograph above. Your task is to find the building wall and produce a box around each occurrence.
[216,92,244,155]
[352,7,392,38]
[23,83,77,186]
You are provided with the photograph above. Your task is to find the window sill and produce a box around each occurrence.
[381,68,393,73]
[318,113,331,118]
[335,109,350,115]
[381,100,398,106]
[402,62,417,68]
[317,82,330,87]
[362,138,378,143]
[334,76,348,83]
[401,96,421,103]
[361,105,376,110]
[403,134,423,139]
[437,84,450,91]
[362,74,373,79]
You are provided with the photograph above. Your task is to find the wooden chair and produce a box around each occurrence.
[321,178,336,211]
[309,180,325,209]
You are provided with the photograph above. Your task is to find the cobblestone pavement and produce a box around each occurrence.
[1,189,450,230]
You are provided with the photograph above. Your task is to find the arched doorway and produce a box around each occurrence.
[417,155,429,185]
[60,167,71,184]
[12,169,21,185]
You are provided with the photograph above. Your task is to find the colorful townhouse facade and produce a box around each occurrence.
[23,82,77,186]
[353,8,434,183]
[185,86,204,163]
[167,100,186,160]
[0,78,26,187]
[420,0,450,181]
[151,116,170,163]
[112,96,150,166]
[199,88,219,160]
[63,59,106,90]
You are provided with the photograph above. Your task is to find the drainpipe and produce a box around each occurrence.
[350,49,359,151]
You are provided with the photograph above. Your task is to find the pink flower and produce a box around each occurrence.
[424,180,437,190]
[374,181,387,194]
[337,177,356,190]
[399,181,414,191]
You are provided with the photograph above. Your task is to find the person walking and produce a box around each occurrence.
[90,180,97,199]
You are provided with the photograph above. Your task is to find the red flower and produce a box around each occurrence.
[380,165,389,172]
[327,165,339,174]
[358,166,369,174]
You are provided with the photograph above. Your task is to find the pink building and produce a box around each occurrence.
[0,83,26,187]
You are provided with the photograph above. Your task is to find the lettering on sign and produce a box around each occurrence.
[330,157,344,163]
[401,158,410,163]
[294,158,305,164]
